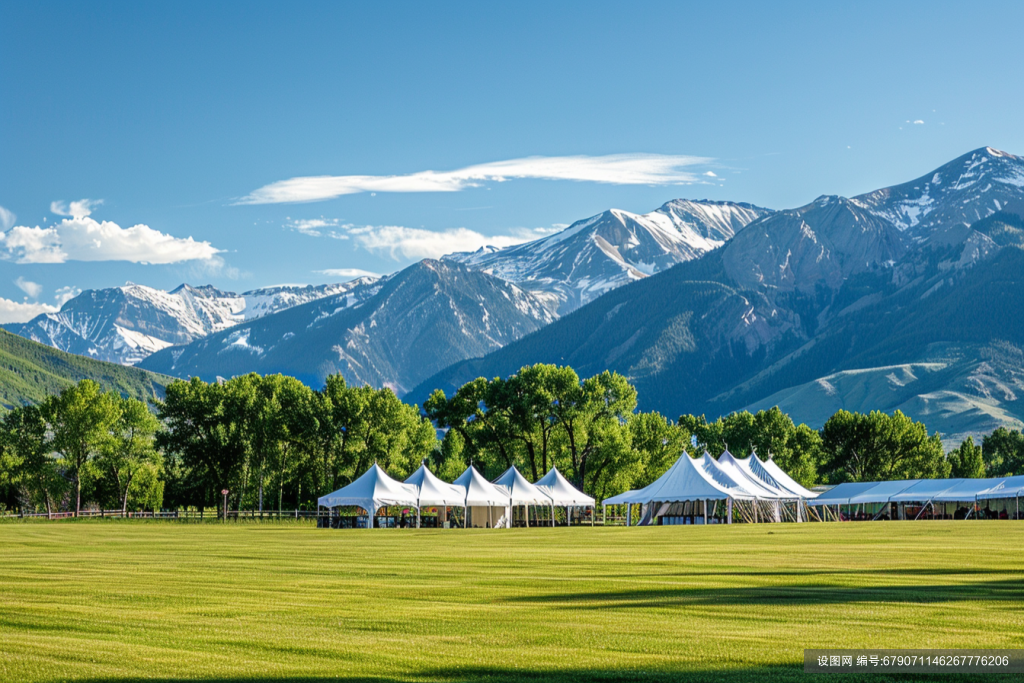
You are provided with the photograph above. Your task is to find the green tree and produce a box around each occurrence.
[548,369,638,494]
[982,427,1024,476]
[41,380,120,516]
[0,405,64,516]
[97,395,163,514]
[820,410,946,483]
[627,411,690,488]
[156,377,248,510]
[947,436,986,479]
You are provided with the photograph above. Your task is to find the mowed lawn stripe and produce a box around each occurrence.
[0,521,1022,682]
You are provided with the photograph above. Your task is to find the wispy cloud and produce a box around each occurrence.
[288,216,559,260]
[0,216,221,264]
[50,198,103,217]
[314,268,381,279]
[239,153,712,205]
[345,225,557,260]
[14,276,43,299]
[0,205,16,231]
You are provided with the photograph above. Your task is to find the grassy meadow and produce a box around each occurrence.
[1,520,1022,683]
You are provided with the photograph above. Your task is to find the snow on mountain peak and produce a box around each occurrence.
[443,198,771,314]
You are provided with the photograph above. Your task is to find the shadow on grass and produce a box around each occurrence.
[507,578,1024,609]
[60,667,1022,683]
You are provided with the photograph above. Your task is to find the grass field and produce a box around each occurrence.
[1,521,1022,683]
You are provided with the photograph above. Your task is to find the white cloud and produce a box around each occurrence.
[913,120,924,125]
[0,216,221,264]
[54,286,81,307]
[704,171,718,177]
[14,277,43,299]
[285,217,345,238]
[0,285,81,324]
[239,153,713,204]
[0,298,60,324]
[51,198,103,217]
[345,224,556,260]
[314,268,381,279]
[0,205,15,230]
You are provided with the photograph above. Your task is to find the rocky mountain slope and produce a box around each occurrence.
[412,147,1024,444]
[445,199,770,314]
[139,260,555,394]
[5,279,380,366]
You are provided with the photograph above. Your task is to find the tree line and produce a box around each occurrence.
[1,365,1023,515]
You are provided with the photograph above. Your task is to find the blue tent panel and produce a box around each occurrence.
[932,478,1006,502]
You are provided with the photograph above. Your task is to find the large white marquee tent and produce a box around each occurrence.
[317,463,420,528]
[810,475,1024,520]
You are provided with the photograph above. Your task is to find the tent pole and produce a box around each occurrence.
[602,504,605,527]
[703,499,707,525]
[591,505,594,526]
[626,503,631,527]
[526,504,530,528]
[727,498,732,525]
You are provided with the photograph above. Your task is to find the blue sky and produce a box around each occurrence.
[1,0,1022,321]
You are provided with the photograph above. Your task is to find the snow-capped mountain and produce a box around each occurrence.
[411,147,1024,447]
[444,199,771,314]
[853,147,1024,238]
[6,278,381,366]
[139,260,555,394]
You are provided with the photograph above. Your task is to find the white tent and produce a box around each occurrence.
[535,467,595,506]
[533,466,595,527]
[699,452,764,498]
[452,465,511,528]
[317,463,420,528]
[888,478,964,503]
[404,463,466,527]
[931,478,1001,503]
[748,452,819,499]
[977,475,1024,501]
[605,452,744,526]
[492,465,553,527]
[405,463,467,507]
[717,450,791,498]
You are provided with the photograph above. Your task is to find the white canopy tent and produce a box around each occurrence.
[492,465,553,527]
[605,453,746,526]
[931,478,1005,503]
[317,463,420,528]
[977,475,1024,500]
[533,466,595,527]
[747,452,819,499]
[404,463,466,527]
[452,465,511,528]
[718,451,791,498]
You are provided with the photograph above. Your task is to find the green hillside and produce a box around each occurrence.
[0,329,173,409]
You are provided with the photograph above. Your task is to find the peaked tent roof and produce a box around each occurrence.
[452,465,511,507]
[888,478,964,502]
[932,477,1008,502]
[977,475,1024,500]
[318,463,420,510]
[749,452,819,499]
[717,450,791,498]
[808,482,881,506]
[699,452,766,499]
[605,452,746,505]
[534,467,595,506]
[405,463,468,507]
[493,466,553,505]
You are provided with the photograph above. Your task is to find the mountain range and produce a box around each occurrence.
[7,146,1024,446]
[444,199,770,314]
[412,147,1024,445]
[139,260,556,394]
[5,279,380,366]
